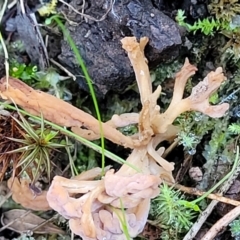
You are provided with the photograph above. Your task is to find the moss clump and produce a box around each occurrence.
[208,0,240,23]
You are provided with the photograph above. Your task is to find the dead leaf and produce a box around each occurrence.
[1,209,64,234]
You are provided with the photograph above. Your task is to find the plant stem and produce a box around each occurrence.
[51,16,106,175]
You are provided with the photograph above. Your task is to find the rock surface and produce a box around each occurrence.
[58,0,182,96]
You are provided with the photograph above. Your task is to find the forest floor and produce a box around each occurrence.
[0,0,240,240]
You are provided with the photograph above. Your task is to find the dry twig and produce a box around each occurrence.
[59,0,112,22]
[50,58,76,80]
[183,147,240,240]
[201,204,240,240]
[173,183,240,206]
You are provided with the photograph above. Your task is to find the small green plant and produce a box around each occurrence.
[33,67,72,99]
[176,10,229,36]
[177,131,201,155]
[176,6,240,58]
[209,92,219,104]
[200,116,234,189]
[151,183,197,239]
[175,111,215,155]
[228,123,240,135]
[6,110,66,182]
[9,60,37,82]
[2,103,137,172]
[230,218,240,239]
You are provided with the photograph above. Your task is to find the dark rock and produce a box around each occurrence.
[58,0,182,96]
[189,3,208,19]
[47,34,62,59]
[7,5,49,70]
[152,0,183,12]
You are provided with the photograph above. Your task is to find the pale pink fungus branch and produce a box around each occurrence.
[152,60,229,134]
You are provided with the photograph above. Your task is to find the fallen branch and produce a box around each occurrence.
[201,204,240,240]
[172,183,240,206]
[183,146,240,240]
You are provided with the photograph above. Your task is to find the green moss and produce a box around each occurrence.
[150,184,197,240]
[230,218,240,239]
[9,60,37,83]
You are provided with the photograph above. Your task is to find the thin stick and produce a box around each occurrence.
[58,0,112,22]
[0,32,9,88]
[172,183,240,206]
[19,0,25,15]
[81,0,86,19]
[50,58,76,80]
[71,231,74,240]
[183,200,218,240]
[0,210,31,232]
[201,204,240,240]
[7,0,17,9]
[30,214,58,232]
[0,191,12,208]
[59,11,78,26]
[220,87,240,104]
[162,139,179,158]
[191,146,240,204]
[0,0,8,23]
[111,0,119,19]
[0,0,9,88]
[183,146,240,240]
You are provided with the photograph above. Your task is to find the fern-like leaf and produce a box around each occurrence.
[228,123,240,134]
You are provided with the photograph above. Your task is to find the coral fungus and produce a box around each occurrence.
[46,37,228,239]
[0,36,229,239]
